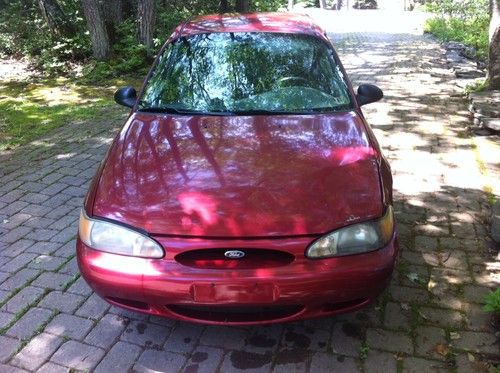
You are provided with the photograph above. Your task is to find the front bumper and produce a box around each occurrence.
[77,233,398,325]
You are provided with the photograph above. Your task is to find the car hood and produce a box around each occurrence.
[92,112,383,237]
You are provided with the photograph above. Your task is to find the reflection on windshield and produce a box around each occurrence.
[139,32,353,114]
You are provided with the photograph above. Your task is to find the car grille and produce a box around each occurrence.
[175,248,294,269]
[166,304,304,322]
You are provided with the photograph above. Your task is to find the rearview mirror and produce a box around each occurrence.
[114,86,137,108]
[356,84,383,106]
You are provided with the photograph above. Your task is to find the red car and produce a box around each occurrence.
[77,12,398,325]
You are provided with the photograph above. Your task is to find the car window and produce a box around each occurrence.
[139,32,354,114]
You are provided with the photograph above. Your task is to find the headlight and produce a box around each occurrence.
[78,210,164,258]
[306,206,394,258]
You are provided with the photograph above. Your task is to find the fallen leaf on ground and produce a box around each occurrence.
[450,332,460,340]
[435,343,449,356]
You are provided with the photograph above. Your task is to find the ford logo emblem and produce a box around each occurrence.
[224,250,245,259]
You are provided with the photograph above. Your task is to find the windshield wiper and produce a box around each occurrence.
[138,106,206,115]
[227,109,315,115]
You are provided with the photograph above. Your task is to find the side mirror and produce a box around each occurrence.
[356,84,383,106]
[114,86,137,108]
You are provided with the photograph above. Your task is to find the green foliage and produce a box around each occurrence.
[1,0,286,80]
[426,0,488,20]
[424,16,489,59]
[0,0,91,72]
[464,78,489,94]
[0,78,117,150]
[483,289,500,314]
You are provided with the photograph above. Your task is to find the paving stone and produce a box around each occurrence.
[120,320,170,348]
[384,302,411,330]
[50,340,105,371]
[220,350,273,373]
[0,311,15,329]
[52,240,76,258]
[0,335,20,363]
[94,341,141,373]
[12,333,63,371]
[309,352,359,372]
[413,236,439,252]
[440,237,480,252]
[57,257,78,275]
[25,228,59,241]
[2,253,38,273]
[419,306,464,329]
[26,241,61,255]
[19,204,46,217]
[0,268,41,291]
[0,201,28,217]
[182,346,224,373]
[31,272,72,290]
[455,353,496,373]
[42,183,68,197]
[330,321,362,357]
[163,321,204,354]
[35,362,70,373]
[66,276,92,296]
[439,250,468,269]
[414,326,447,360]
[453,331,499,355]
[272,349,311,373]
[389,285,429,303]
[463,285,491,304]
[6,307,53,339]
[1,214,32,229]
[28,255,66,271]
[243,324,283,353]
[50,227,76,244]
[430,267,472,285]
[45,313,94,339]
[133,349,186,373]
[1,286,45,313]
[0,363,29,372]
[463,303,493,332]
[364,350,397,373]
[85,313,128,348]
[75,293,110,319]
[200,326,248,350]
[0,289,9,303]
[148,314,177,327]
[38,291,85,313]
[403,357,447,372]
[366,328,413,354]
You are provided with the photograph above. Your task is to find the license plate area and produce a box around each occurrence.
[190,283,278,303]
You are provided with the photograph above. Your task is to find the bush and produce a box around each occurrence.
[483,289,500,314]
[424,0,489,60]
[424,16,489,60]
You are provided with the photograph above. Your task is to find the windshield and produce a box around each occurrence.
[139,32,354,114]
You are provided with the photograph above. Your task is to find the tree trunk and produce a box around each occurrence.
[105,0,123,25]
[235,0,249,12]
[288,0,294,10]
[81,0,111,60]
[38,0,74,36]
[489,0,500,89]
[319,0,327,8]
[104,0,123,44]
[220,0,230,12]
[138,0,155,54]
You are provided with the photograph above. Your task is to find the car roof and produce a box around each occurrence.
[170,12,327,41]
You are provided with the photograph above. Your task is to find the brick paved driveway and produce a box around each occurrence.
[1,9,499,373]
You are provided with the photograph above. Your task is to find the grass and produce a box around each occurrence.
[424,16,489,60]
[0,76,143,151]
